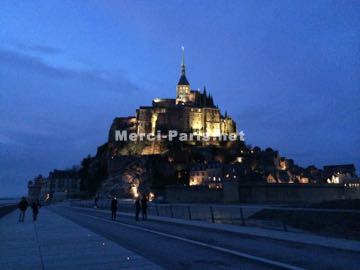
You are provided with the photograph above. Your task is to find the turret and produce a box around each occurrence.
[176,46,190,104]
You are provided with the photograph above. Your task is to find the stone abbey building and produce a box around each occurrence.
[27,49,360,203]
[109,48,236,144]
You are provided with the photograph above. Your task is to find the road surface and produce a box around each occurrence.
[51,205,360,270]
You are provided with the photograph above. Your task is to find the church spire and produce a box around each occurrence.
[181,46,185,76]
[178,46,189,85]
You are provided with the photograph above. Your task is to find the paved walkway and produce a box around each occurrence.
[0,208,163,270]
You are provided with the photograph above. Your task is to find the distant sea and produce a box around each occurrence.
[0,197,20,206]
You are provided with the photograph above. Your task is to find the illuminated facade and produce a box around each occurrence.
[134,47,236,137]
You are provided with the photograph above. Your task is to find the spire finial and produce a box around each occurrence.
[180,46,186,76]
[181,46,185,66]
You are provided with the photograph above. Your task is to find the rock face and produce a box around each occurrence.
[99,156,148,198]
[93,50,241,197]
[98,154,177,198]
[96,136,249,198]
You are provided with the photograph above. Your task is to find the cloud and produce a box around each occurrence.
[0,48,139,92]
[12,41,62,55]
[0,48,143,196]
[0,49,72,78]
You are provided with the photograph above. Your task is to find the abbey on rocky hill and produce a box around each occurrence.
[108,47,236,145]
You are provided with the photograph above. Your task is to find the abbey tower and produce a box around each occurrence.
[109,48,237,146]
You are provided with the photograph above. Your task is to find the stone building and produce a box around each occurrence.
[42,169,81,201]
[28,169,81,203]
[189,161,248,189]
[324,164,358,184]
[27,175,45,202]
[108,47,237,147]
[189,161,223,189]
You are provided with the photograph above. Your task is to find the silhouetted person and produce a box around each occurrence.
[31,200,41,221]
[18,197,28,222]
[141,195,148,221]
[94,196,99,208]
[135,197,141,221]
[111,197,117,220]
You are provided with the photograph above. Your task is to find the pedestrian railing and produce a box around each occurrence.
[69,199,360,238]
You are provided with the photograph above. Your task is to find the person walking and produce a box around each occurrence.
[94,195,99,208]
[135,197,141,221]
[18,197,28,222]
[111,196,117,220]
[141,195,148,221]
[31,200,41,221]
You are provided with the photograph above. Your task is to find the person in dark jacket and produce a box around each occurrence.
[135,197,141,221]
[94,195,99,208]
[18,197,29,222]
[141,195,148,221]
[111,197,117,220]
[31,200,41,221]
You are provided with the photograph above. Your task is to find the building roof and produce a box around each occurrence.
[49,169,79,179]
[178,74,189,85]
[324,164,356,172]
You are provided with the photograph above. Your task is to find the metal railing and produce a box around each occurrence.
[69,199,360,234]
[70,199,360,240]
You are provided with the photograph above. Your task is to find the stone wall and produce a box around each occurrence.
[165,185,223,203]
[224,182,360,203]
[165,182,360,203]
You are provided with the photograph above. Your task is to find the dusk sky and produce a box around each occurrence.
[1,0,359,196]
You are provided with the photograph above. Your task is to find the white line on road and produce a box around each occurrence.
[68,209,306,270]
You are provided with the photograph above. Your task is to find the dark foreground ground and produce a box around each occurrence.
[251,200,360,240]
[251,209,360,240]
[1,203,360,270]
[52,205,360,270]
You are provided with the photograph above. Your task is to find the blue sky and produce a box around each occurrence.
[1,0,359,196]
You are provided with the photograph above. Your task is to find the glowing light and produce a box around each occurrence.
[327,175,340,184]
[149,192,155,202]
[279,160,287,170]
[131,185,139,198]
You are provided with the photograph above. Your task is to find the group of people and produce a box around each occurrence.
[135,195,148,221]
[18,197,41,222]
[110,195,148,221]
